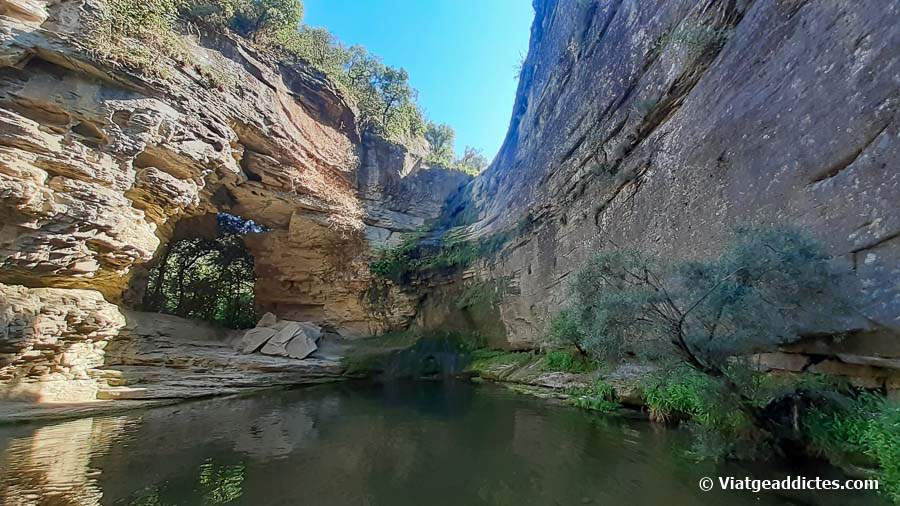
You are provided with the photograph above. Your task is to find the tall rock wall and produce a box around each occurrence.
[0,0,468,402]
[0,0,466,334]
[444,0,898,355]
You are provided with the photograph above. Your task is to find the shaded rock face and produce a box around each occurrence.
[441,0,898,356]
[0,1,467,337]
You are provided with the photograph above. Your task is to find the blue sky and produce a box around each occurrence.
[304,0,534,161]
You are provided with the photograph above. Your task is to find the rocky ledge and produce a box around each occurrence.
[0,283,346,422]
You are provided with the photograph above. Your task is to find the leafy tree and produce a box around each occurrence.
[184,0,302,37]
[270,29,425,140]
[547,309,586,355]
[377,67,412,129]
[230,0,303,38]
[144,214,262,329]
[425,122,455,166]
[455,146,488,175]
[561,226,851,427]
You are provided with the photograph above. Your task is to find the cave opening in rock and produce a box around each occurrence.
[142,213,267,329]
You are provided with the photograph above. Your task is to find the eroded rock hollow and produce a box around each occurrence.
[0,0,468,404]
[0,0,898,407]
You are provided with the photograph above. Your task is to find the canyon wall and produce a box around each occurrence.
[432,0,898,383]
[0,0,466,402]
[0,0,898,404]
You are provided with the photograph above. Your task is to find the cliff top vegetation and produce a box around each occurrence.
[87,0,487,173]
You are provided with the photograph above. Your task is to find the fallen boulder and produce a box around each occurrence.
[239,327,277,354]
[259,321,322,360]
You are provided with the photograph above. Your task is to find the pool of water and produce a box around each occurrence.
[0,381,885,505]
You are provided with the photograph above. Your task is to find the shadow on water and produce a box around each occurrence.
[377,336,471,380]
[0,381,889,506]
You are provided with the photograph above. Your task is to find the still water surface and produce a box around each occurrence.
[0,381,885,505]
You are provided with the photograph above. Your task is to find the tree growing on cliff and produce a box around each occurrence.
[187,0,303,37]
[569,227,848,366]
[455,146,489,175]
[425,121,456,166]
[233,0,303,37]
[561,227,851,424]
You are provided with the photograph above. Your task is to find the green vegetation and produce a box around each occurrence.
[641,366,769,461]
[143,214,261,329]
[567,379,619,413]
[559,226,848,375]
[548,226,856,458]
[370,229,512,284]
[368,231,425,282]
[425,122,456,166]
[540,350,596,374]
[650,23,731,60]
[546,309,586,355]
[85,0,445,143]
[642,366,747,430]
[87,0,186,74]
[455,278,511,310]
[803,394,900,502]
[466,349,533,375]
[454,146,489,176]
[198,458,246,504]
[424,122,488,175]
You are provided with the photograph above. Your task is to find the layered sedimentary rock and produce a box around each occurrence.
[425,0,899,386]
[0,0,464,323]
[444,0,898,336]
[1,0,898,406]
[0,282,124,402]
[0,0,466,404]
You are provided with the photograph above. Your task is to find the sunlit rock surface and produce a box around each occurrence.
[423,0,899,389]
[0,0,466,408]
[0,0,898,410]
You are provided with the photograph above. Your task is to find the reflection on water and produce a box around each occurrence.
[0,382,888,505]
[0,416,132,505]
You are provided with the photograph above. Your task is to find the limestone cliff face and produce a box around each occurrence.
[0,0,467,402]
[435,0,898,370]
[0,0,467,331]
[1,0,898,405]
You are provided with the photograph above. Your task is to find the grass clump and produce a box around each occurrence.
[642,366,765,461]
[466,349,532,375]
[567,379,619,413]
[803,394,900,502]
[642,366,736,425]
[87,0,186,74]
[540,350,596,374]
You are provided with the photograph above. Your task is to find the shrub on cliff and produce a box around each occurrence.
[87,0,185,73]
[89,0,429,142]
[423,123,487,175]
[565,226,849,371]
[555,226,853,450]
[184,0,302,37]
[454,146,489,175]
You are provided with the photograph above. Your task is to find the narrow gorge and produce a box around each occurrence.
[0,0,897,504]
